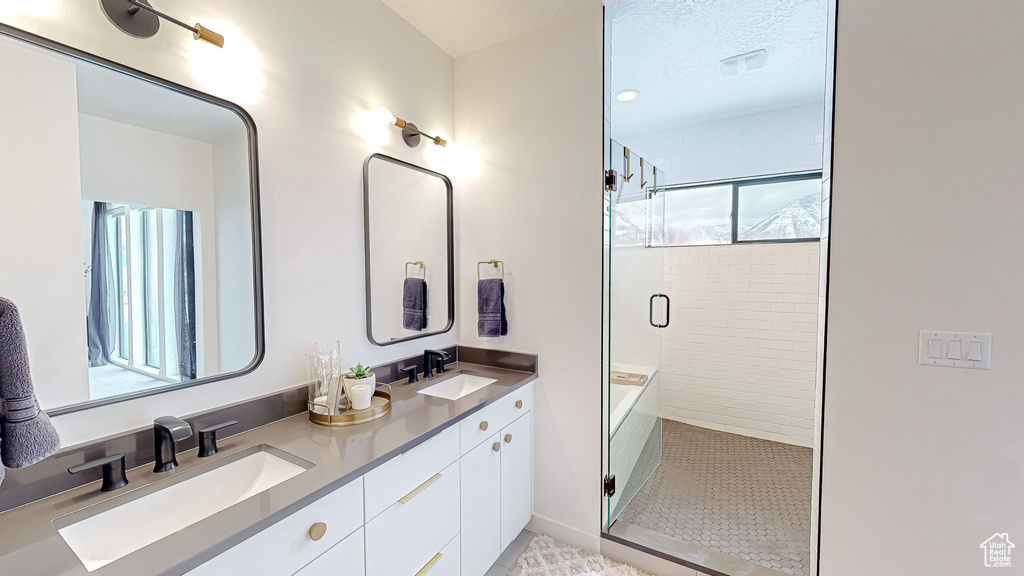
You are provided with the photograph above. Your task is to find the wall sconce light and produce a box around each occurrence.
[387,111,447,148]
[101,0,224,47]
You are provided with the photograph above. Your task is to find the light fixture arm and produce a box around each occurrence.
[123,0,224,47]
[390,115,447,148]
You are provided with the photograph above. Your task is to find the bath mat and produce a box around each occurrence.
[509,534,656,576]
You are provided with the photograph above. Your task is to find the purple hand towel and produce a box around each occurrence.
[477,278,508,337]
[403,278,427,331]
[0,297,61,486]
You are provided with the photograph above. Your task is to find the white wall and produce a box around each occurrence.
[820,1,1024,574]
[78,113,222,376]
[660,243,818,447]
[619,104,824,185]
[1,0,457,446]
[0,37,89,408]
[212,132,256,373]
[454,8,604,550]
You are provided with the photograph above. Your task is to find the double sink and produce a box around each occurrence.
[55,368,497,572]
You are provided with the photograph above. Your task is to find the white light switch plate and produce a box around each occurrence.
[919,331,992,370]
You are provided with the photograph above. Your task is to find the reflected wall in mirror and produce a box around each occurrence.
[363,154,453,345]
[0,27,263,414]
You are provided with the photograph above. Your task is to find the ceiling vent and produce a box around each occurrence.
[720,49,768,77]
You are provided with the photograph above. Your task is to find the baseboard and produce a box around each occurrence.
[526,514,601,553]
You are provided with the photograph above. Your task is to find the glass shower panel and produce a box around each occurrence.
[606,140,667,526]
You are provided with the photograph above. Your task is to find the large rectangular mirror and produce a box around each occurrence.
[363,154,453,345]
[0,26,263,415]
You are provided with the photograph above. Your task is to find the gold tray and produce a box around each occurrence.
[308,386,392,427]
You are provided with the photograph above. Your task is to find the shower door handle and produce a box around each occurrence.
[649,294,670,328]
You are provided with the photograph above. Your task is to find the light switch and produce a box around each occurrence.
[947,340,963,360]
[967,340,984,361]
[919,331,992,370]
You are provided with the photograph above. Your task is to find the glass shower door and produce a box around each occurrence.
[605,140,668,527]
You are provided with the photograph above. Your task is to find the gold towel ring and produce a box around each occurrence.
[477,260,504,281]
[406,261,425,279]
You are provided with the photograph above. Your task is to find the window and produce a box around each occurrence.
[658,172,822,246]
[103,204,198,381]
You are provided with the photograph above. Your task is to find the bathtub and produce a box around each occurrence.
[608,363,661,522]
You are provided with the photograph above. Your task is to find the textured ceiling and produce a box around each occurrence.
[609,0,829,139]
[381,0,602,58]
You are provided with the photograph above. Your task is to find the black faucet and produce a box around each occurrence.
[154,416,193,473]
[423,349,451,378]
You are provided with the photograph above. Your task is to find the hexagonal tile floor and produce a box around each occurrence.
[614,420,812,576]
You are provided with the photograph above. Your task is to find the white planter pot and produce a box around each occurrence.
[343,372,375,407]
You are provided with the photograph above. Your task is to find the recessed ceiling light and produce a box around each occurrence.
[615,89,640,102]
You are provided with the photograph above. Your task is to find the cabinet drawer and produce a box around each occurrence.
[500,381,533,429]
[364,424,460,521]
[459,382,534,455]
[413,534,460,576]
[366,460,460,576]
[186,477,363,576]
[294,526,364,576]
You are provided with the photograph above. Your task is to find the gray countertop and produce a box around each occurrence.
[0,362,537,576]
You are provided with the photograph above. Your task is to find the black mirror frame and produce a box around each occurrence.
[0,23,266,416]
[362,153,455,346]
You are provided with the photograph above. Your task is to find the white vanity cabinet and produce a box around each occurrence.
[293,527,365,576]
[459,382,534,576]
[185,381,534,576]
[185,476,364,576]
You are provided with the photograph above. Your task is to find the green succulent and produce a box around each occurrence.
[348,364,374,379]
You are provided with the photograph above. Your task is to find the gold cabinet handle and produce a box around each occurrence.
[492,441,501,452]
[415,552,443,576]
[480,421,488,431]
[399,473,442,504]
[308,522,327,541]
[515,400,523,409]
[504,433,512,444]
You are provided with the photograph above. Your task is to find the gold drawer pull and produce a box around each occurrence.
[492,441,501,452]
[515,400,523,409]
[504,433,512,444]
[308,522,327,541]
[415,552,443,576]
[399,473,442,504]
[480,421,489,431]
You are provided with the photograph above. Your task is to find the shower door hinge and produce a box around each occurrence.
[605,169,618,192]
[604,474,616,496]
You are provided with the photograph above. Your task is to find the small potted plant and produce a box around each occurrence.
[343,363,375,406]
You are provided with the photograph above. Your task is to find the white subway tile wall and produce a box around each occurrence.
[620,103,825,186]
[660,242,820,447]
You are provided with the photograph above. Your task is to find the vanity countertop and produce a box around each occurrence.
[0,362,538,576]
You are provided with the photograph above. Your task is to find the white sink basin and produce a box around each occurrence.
[418,373,498,400]
[56,446,310,572]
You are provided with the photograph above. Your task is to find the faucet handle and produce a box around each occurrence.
[197,420,238,457]
[398,365,418,383]
[68,454,128,492]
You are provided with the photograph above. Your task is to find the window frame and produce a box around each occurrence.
[104,203,181,385]
[655,170,823,247]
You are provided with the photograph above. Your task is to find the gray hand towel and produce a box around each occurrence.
[403,278,427,331]
[0,297,61,485]
[477,278,508,337]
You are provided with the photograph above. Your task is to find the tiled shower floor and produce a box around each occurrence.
[612,420,812,576]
